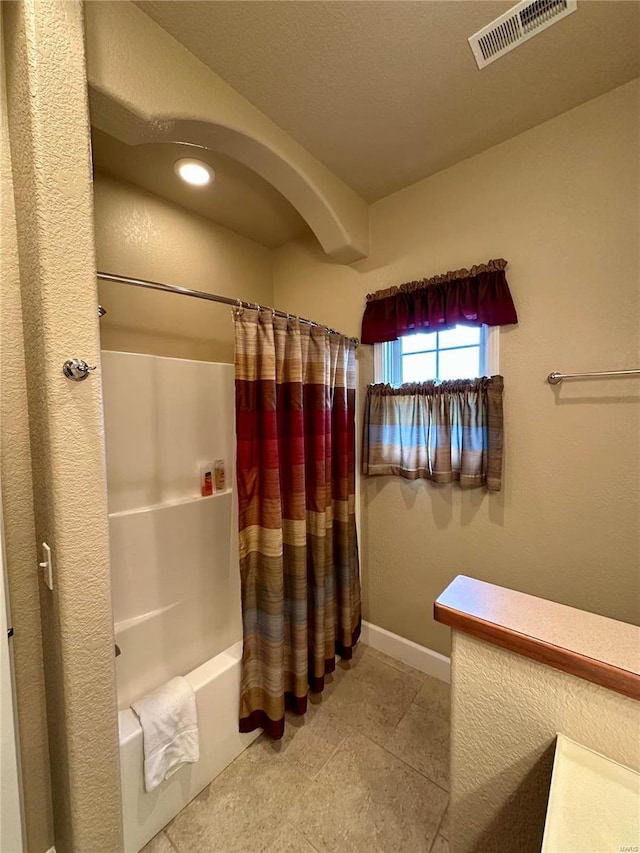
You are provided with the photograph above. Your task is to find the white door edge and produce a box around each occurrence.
[0,476,25,852]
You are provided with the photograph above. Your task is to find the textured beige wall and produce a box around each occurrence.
[449,631,640,852]
[3,2,122,850]
[273,79,640,655]
[94,172,274,363]
[0,12,54,852]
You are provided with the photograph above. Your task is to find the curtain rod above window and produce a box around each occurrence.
[96,271,359,345]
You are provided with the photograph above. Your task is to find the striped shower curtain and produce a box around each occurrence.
[234,308,361,739]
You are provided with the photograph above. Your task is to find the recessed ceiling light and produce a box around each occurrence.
[173,158,214,187]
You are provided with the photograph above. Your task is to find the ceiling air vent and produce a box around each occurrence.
[468,0,577,69]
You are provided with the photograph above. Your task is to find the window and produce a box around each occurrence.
[375,324,498,385]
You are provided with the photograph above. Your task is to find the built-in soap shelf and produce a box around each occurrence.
[108,488,232,520]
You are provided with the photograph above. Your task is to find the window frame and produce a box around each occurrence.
[374,325,499,385]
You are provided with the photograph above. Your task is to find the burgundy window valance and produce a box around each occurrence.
[361,258,518,344]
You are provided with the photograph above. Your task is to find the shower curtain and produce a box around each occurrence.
[234,308,361,739]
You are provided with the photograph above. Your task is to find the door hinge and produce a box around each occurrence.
[7,626,14,639]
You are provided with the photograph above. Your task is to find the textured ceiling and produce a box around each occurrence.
[91,129,309,248]
[136,0,640,202]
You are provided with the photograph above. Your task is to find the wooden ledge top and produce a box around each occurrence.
[434,576,640,701]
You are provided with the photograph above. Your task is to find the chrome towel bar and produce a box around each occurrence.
[547,369,640,385]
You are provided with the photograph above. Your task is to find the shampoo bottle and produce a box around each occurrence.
[200,461,214,497]
[214,459,226,492]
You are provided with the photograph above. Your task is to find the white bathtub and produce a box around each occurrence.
[110,492,256,852]
[101,353,258,851]
[118,641,259,852]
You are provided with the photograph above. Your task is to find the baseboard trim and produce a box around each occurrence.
[361,620,451,684]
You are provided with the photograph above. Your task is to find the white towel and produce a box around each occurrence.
[131,676,200,793]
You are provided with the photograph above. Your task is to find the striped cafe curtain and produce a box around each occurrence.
[362,377,504,491]
[234,308,361,739]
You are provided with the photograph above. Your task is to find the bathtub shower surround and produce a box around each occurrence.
[102,352,258,851]
[234,308,362,739]
[103,352,240,704]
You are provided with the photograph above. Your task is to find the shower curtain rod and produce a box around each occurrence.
[96,271,359,345]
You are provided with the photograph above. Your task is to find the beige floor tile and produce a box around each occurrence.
[413,676,450,720]
[166,738,311,853]
[160,645,451,853]
[304,641,369,713]
[141,831,176,853]
[341,640,425,679]
[327,641,368,681]
[365,647,428,681]
[254,642,370,780]
[263,823,319,853]
[309,664,348,706]
[294,732,448,853]
[313,643,426,705]
[385,703,450,791]
[322,652,422,745]
[262,703,351,780]
[430,835,449,853]
[439,806,450,840]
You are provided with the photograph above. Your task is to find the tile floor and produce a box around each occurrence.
[143,643,450,853]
